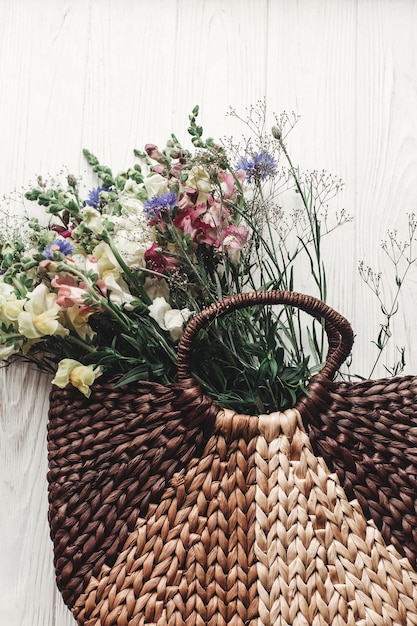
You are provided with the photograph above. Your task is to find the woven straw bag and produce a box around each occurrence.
[47,291,417,626]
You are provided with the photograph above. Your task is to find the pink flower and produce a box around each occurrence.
[174,205,218,246]
[221,224,249,250]
[151,164,165,175]
[218,170,237,199]
[178,190,199,212]
[201,197,231,230]
[144,243,177,277]
[169,163,184,179]
[85,255,99,273]
[219,224,249,265]
[51,275,106,315]
[145,144,165,162]
[39,255,77,272]
[50,224,75,238]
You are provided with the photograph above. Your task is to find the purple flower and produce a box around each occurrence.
[85,186,109,209]
[44,239,74,259]
[143,192,178,221]
[235,150,277,184]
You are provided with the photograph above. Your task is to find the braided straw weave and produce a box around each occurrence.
[47,291,417,625]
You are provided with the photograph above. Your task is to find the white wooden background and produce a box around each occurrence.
[2,1,417,624]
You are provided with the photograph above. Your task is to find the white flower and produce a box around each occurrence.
[0,281,15,298]
[91,241,123,275]
[0,342,21,360]
[186,166,212,204]
[81,206,108,236]
[164,308,193,340]
[119,179,146,214]
[103,273,136,310]
[112,213,154,268]
[144,173,169,199]
[143,277,170,301]
[148,297,193,340]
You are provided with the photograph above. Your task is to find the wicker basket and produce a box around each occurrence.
[47,291,417,625]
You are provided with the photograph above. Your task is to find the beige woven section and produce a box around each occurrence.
[73,408,417,626]
[74,409,259,626]
[255,408,417,626]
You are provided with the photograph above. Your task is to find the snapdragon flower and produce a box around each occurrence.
[52,359,103,397]
[148,297,192,340]
[17,284,69,339]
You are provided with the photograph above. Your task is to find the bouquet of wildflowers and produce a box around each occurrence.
[0,102,347,413]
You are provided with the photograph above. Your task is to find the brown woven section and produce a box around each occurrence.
[72,406,417,625]
[297,372,417,569]
[73,409,259,626]
[47,376,218,608]
[254,408,417,625]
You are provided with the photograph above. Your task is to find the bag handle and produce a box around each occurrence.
[177,290,354,383]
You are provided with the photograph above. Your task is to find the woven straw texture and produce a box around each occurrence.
[46,291,417,625]
[71,406,417,625]
[300,373,417,569]
[47,379,217,608]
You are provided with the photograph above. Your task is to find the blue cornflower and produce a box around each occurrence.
[85,186,109,209]
[235,150,278,184]
[44,238,74,260]
[143,191,178,221]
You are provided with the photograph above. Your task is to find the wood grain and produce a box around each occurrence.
[2,0,417,624]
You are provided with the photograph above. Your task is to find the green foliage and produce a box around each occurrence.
[0,102,350,410]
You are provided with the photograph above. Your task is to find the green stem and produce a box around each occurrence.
[103,233,152,305]
[279,140,326,302]
[368,262,412,378]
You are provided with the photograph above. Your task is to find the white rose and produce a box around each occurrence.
[112,232,154,268]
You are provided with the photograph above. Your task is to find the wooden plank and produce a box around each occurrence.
[353,0,417,378]
[2,1,417,624]
[0,365,57,625]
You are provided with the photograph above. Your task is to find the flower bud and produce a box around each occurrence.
[145,144,164,162]
[272,126,282,140]
[67,174,77,188]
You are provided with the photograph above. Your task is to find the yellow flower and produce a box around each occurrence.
[0,282,25,324]
[64,305,96,340]
[187,166,212,204]
[17,284,68,339]
[51,359,103,397]
[4,297,25,321]
[91,241,122,276]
